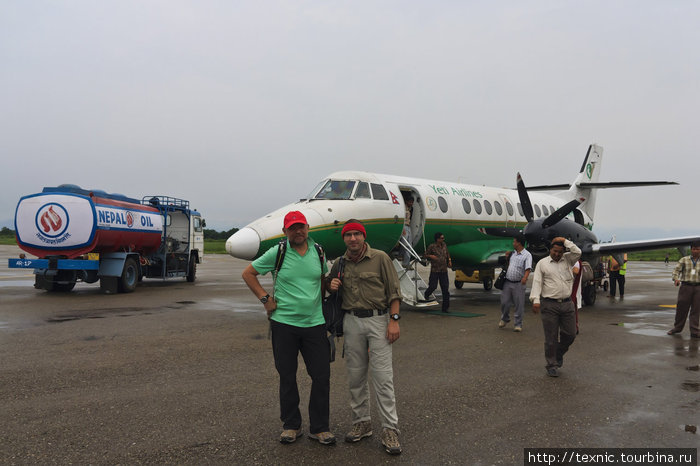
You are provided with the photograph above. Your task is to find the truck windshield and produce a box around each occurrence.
[314,180,356,200]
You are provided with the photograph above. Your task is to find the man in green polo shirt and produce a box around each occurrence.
[242,211,335,445]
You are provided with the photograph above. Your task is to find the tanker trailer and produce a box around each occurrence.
[8,185,205,293]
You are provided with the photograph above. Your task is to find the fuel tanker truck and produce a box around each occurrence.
[7,184,205,293]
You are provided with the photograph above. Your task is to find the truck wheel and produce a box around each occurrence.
[54,281,77,292]
[483,278,493,291]
[582,283,596,306]
[186,255,196,282]
[119,257,138,293]
[454,280,463,289]
[603,280,609,292]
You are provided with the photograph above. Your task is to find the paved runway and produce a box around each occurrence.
[1,245,697,464]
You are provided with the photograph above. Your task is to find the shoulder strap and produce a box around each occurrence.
[313,243,325,271]
[274,239,288,272]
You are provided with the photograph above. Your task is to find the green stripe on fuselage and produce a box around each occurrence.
[257,218,518,266]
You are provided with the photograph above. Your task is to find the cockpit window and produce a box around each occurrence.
[355,182,371,199]
[306,179,328,199]
[370,183,389,200]
[314,180,356,200]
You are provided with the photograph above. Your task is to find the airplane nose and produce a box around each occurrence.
[225,227,261,260]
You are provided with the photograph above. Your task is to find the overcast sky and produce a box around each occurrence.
[1,1,698,241]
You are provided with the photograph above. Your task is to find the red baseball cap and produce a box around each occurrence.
[283,211,308,229]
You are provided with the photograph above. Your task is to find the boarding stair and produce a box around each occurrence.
[394,236,438,307]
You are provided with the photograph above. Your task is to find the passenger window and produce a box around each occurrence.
[438,196,448,213]
[550,205,556,214]
[371,183,389,200]
[355,182,371,199]
[473,199,483,215]
[484,200,493,215]
[542,205,549,216]
[462,198,471,214]
[517,203,524,217]
[534,204,541,217]
[505,202,514,216]
[315,180,356,200]
[494,201,503,216]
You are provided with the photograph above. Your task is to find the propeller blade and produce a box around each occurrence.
[516,172,534,222]
[541,198,583,228]
[482,227,523,238]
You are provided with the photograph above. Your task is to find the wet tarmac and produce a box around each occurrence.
[0,245,697,464]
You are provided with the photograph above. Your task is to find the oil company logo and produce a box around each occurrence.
[35,203,72,245]
[126,211,134,228]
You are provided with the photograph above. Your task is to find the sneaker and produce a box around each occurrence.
[498,320,507,328]
[345,421,372,443]
[280,428,303,444]
[381,428,402,455]
[308,431,337,445]
[513,326,522,332]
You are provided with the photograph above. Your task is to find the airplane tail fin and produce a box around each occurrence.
[567,144,604,223]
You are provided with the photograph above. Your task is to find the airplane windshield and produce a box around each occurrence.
[314,180,356,200]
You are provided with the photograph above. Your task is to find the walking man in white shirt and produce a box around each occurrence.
[530,237,582,377]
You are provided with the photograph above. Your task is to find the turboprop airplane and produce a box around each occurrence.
[226,144,700,306]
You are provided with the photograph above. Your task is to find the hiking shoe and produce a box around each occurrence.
[498,320,507,328]
[514,326,522,332]
[381,428,402,455]
[308,431,337,445]
[345,421,372,443]
[280,428,302,444]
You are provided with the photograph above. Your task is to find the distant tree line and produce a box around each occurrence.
[0,227,15,237]
[204,227,239,240]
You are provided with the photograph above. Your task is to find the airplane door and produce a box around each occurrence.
[399,187,424,247]
[498,193,516,226]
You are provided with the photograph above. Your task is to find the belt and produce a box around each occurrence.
[350,309,388,318]
[542,297,571,303]
[506,279,521,283]
[681,282,700,286]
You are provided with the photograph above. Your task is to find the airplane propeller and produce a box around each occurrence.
[484,172,584,257]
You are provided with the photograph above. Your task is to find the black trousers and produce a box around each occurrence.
[609,271,625,297]
[270,320,330,434]
[540,300,576,369]
[425,271,450,311]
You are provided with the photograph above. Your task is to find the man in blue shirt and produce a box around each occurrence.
[242,211,335,445]
[499,235,532,332]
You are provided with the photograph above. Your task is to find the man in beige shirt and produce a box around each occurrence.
[328,219,403,455]
[530,237,582,377]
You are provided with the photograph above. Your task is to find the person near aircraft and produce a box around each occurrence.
[401,196,414,268]
[241,211,335,445]
[498,235,532,332]
[530,237,582,377]
[571,259,583,334]
[424,232,452,313]
[618,254,627,299]
[327,219,403,455]
[667,241,700,338]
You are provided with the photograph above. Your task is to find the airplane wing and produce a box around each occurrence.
[584,236,700,255]
[524,181,678,191]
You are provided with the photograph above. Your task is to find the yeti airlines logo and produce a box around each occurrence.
[35,203,71,244]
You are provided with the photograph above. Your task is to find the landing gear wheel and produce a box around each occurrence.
[483,278,493,291]
[582,284,596,306]
[119,257,138,293]
[454,280,464,289]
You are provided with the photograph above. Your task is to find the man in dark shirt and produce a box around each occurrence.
[424,232,452,313]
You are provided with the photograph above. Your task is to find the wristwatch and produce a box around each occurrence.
[390,313,401,321]
[260,294,270,304]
